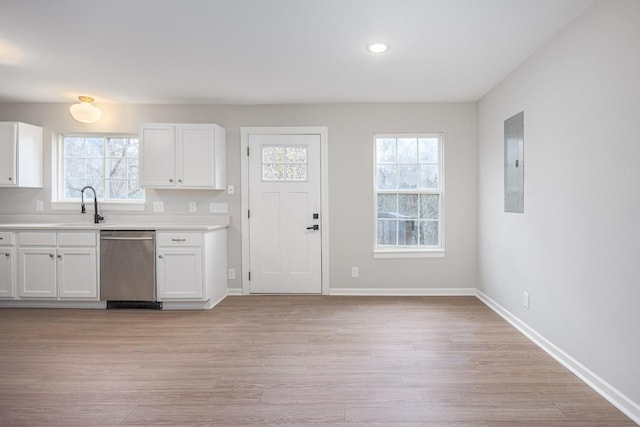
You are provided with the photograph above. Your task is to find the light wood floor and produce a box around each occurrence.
[0,296,634,426]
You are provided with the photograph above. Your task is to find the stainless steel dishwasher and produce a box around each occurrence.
[100,230,160,309]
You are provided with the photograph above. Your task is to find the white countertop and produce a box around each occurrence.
[0,223,227,231]
[0,214,230,232]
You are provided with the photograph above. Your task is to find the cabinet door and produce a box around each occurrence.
[58,248,98,299]
[0,248,14,298]
[0,122,17,186]
[177,125,214,187]
[18,248,57,298]
[157,248,203,300]
[140,125,176,187]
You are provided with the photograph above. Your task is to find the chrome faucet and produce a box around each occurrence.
[80,185,104,224]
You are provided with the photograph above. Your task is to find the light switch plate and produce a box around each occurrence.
[153,201,164,213]
[351,267,359,278]
[227,185,235,195]
[189,202,197,213]
[228,268,236,280]
[210,202,228,213]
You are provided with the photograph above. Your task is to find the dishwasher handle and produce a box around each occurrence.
[100,236,155,241]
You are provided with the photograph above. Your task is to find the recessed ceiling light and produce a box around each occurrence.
[367,43,389,54]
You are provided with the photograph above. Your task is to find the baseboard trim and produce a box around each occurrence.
[476,289,640,425]
[226,288,243,296]
[329,287,476,296]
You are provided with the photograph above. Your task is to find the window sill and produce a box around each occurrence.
[373,249,445,259]
[50,201,146,212]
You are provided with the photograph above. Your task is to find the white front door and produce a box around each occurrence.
[248,134,321,294]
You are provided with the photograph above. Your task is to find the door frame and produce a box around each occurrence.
[240,126,330,295]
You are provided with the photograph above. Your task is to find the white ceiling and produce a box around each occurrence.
[0,0,593,105]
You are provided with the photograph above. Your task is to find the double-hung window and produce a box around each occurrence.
[59,135,144,201]
[374,134,444,258]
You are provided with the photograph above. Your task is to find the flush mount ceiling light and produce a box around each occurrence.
[69,96,102,123]
[367,43,389,54]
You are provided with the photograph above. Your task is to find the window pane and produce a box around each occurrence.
[285,146,306,162]
[376,138,396,164]
[128,180,144,199]
[127,159,139,179]
[85,180,104,198]
[285,164,307,180]
[65,179,85,198]
[420,194,439,219]
[85,138,104,158]
[377,194,398,219]
[377,165,397,190]
[397,138,417,163]
[64,158,85,179]
[107,138,127,158]
[377,220,397,245]
[398,220,419,245]
[262,146,285,163]
[419,165,439,189]
[418,138,438,163]
[398,194,418,218]
[85,159,103,179]
[107,159,127,179]
[64,137,85,158]
[108,180,128,199]
[398,165,418,189]
[420,221,439,246]
[263,164,285,180]
[126,139,139,158]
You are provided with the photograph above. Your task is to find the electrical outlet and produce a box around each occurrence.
[523,292,530,309]
[227,268,236,280]
[35,200,44,211]
[152,201,164,213]
[227,184,235,195]
[189,202,197,213]
[351,267,359,278]
[210,202,228,213]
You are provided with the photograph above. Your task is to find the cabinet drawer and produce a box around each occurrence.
[157,232,202,247]
[58,232,97,247]
[0,231,14,246]
[19,232,56,246]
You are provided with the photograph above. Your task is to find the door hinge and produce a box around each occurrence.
[247,147,250,156]
[248,272,251,281]
[248,209,250,219]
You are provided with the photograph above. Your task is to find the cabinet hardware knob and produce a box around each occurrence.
[158,255,163,259]
[169,179,173,183]
[171,238,186,242]
[178,179,182,183]
[8,177,12,181]
[57,254,62,259]
[49,254,54,258]
[4,253,9,257]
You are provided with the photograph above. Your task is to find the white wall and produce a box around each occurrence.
[477,0,640,415]
[0,102,477,292]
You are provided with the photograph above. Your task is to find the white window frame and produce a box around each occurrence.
[373,133,445,259]
[51,133,145,212]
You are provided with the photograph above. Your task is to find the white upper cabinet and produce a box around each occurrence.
[0,122,44,188]
[140,123,226,189]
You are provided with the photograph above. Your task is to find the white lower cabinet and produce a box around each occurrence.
[157,247,203,299]
[0,232,15,298]
[156,229,227,308]
[19,247,57,298]
[17,232,98,300]
[57,247,98,299]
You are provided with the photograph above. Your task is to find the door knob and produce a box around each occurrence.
[306,225,319,231]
